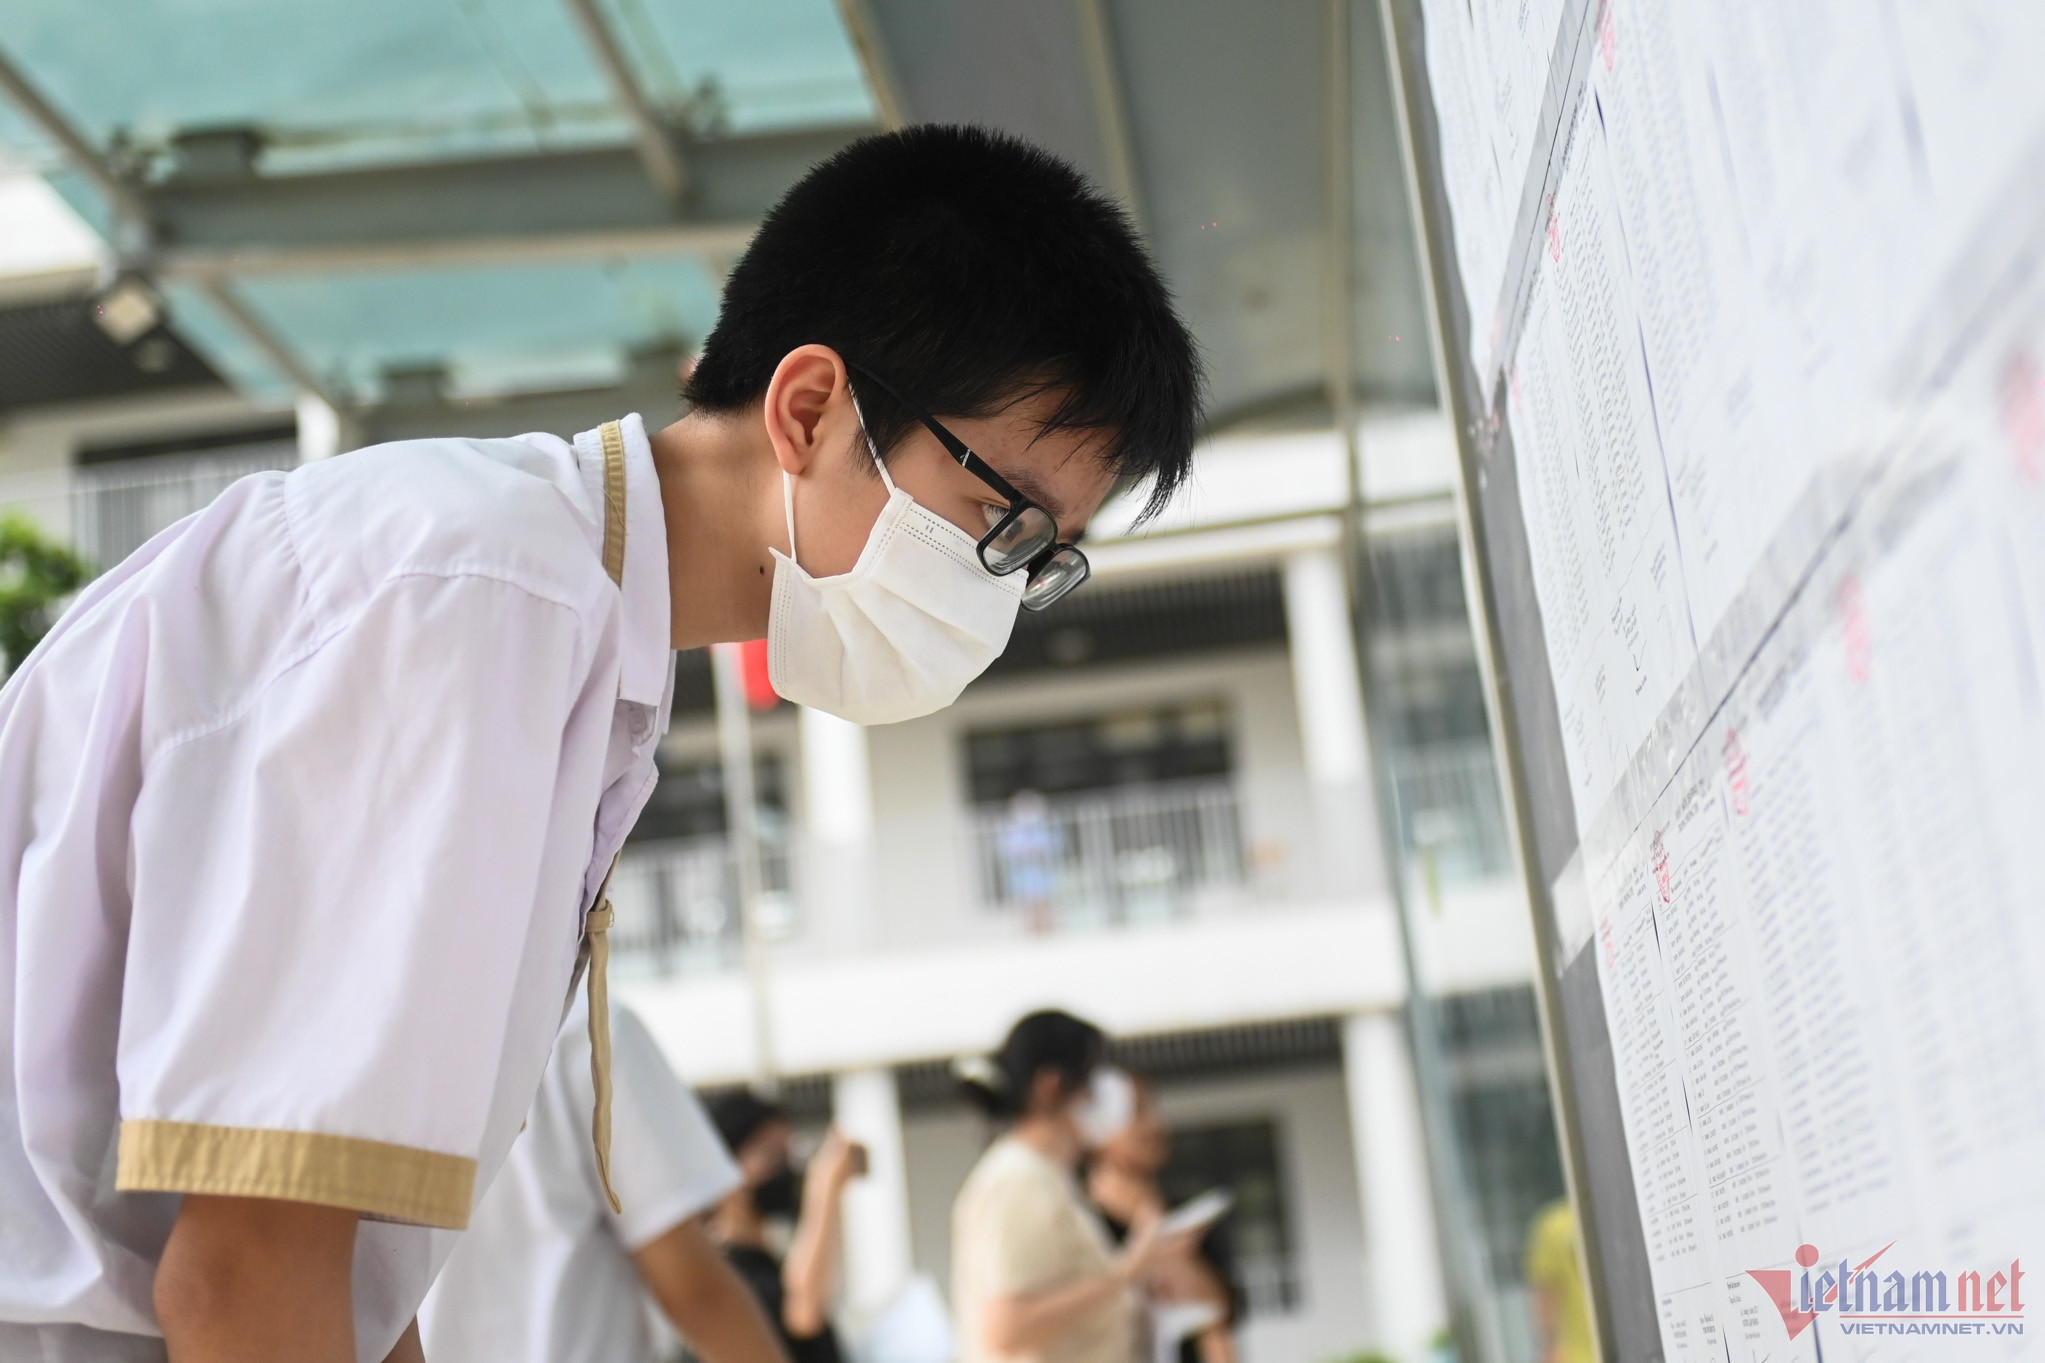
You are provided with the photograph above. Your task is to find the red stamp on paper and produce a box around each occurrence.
[1723,728,1750,816]
[1999,348,2045,484]
[1599,0,1618,71]
[1651,829,1672,904]
[1838,575,1873,684]
[1546,195,1563,264]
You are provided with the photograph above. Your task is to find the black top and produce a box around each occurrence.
[1099,1212,1240,1363]
[722,1244,848,1363]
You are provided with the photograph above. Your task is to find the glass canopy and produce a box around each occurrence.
[0,0,876,404]
[0,0,872,171]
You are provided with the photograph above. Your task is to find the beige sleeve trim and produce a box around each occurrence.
[117,1119,476,1230]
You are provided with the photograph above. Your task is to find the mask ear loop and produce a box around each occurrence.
[781,468,798,564]
[785,384,895,569]
[849,389,897,493]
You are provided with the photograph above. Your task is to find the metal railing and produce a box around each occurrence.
[1387,739,1513,883]
[72,443,298,570]
[606,828,795,978]
[968,779,1244,928]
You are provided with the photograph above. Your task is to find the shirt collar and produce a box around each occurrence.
[572,413,672,707]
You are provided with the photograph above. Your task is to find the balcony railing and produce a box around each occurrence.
[606,829,794,978]
[74,444,298,570]
[1387,739,1512,883]
[968,779,1244,928]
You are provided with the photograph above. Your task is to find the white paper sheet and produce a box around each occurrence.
[1589,331,2045,1360]
[1419,0,1566,374]
[1506,93,1696,825]
[1587,0,1820,639]
[1425,3,2045,1355]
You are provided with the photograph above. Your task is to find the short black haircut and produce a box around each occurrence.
[685,124,1203,522]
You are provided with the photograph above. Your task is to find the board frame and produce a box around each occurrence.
[1373,0,1661,1356]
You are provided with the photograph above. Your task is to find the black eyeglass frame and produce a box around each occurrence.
[845,361,1091,611]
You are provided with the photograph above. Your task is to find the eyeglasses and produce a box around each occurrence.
[846,362,1091,612]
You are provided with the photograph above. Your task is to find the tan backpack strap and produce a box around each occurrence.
[587,419,629,1213]
[598,420,627,588]
[586,854,622,1213]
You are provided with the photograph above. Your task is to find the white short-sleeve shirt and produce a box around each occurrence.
[417,996,740,1363]
[0,415,674,1363]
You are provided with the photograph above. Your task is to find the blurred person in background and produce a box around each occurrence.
[997,790,1063,933]
[1524,1199,1594,1363]
[1086,1074,1238,1363]
[952,1010,1198,1363]
[706,1091,863,1363]
[418,996,788,1363]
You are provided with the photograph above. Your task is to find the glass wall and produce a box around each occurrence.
[1360,519,1575,1363]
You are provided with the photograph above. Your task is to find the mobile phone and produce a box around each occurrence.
[1158,1188,1233,1235]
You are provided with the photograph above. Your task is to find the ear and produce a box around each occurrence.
[1028,1067,1073,1114]
[763,344,855,477]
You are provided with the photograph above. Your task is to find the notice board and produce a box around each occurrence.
[1381,1,2045,1358]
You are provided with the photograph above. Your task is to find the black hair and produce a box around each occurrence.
[956,1009,1106,1118]
[705,1088,788,1155]
[684,124,1203,523]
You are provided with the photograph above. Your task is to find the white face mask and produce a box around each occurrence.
[1072,1065,1137,1148]
[767,416,1025,725]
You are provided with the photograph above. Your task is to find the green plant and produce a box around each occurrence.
[1321,1352,1398,1363]
[0,513,90,676]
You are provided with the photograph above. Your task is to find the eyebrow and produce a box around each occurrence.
[990,462,1077,534]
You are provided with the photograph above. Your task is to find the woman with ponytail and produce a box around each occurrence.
[950,1011,1197,1363]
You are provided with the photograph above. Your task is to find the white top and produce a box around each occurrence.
[418,997,740,1363]
[0,415,673,1363]
[953,1136,1140,1363]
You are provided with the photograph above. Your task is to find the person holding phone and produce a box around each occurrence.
[951,1011,1200,1363]
[1086,1075,1239,1363]
[706,1091,865,1363]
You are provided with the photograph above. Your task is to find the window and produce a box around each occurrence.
[628,750,786,843]
[1156,1117,1301,1316]
[1437,989,1568,1315]
[1364,525,1514,881]
[965,701,1234,803]
[963,704,1243,926]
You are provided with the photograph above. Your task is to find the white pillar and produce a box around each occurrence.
[799,705,875,949]
[1342,1010,1447,1363]
[1282,546,1386,895]
[831,1066,914,1321]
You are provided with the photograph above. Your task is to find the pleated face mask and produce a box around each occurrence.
[766,409,1025,725]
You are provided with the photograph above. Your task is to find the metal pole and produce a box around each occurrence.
[712,642,779,1091]
[1374,0,1613,1356]
[150,221,758,279]
[561,0,688,203]
[1073,0,1145,231]
[192,277,338,407]
[0,44,150,232]
[831,0,908,131]
[1332,1,1510,1358]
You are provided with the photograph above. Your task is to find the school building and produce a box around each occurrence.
[0,302,1559,1363]
[0,2,1571,1352]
